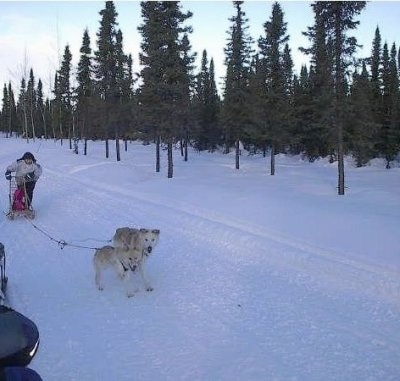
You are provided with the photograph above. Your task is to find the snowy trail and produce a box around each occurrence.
[39,165,400,307]
[1,139,399,380]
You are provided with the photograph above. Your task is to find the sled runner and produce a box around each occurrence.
[6,176,35,220]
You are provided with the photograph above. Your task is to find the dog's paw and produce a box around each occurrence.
[127,292,135,298]
[146,287,154,292]
[97,286,104,291]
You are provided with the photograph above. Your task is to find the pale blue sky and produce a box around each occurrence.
[1,1,399,96]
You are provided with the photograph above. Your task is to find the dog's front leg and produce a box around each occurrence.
[122,269,136,298]
[95,268,104,291]
[138,263,153,292]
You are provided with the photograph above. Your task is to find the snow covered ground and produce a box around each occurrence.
[0,137,399,381]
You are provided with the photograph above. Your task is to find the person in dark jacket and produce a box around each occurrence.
[5,152,42,207]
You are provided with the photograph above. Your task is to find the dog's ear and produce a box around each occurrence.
[152,229,160,235]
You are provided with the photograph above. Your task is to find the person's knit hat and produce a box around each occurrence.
[20,152,36,162]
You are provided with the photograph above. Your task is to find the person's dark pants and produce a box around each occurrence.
[25,181,36,207]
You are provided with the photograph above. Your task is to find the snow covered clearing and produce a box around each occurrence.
[0,137,399,380]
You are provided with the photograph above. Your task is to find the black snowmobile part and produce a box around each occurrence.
[0,306,40,367]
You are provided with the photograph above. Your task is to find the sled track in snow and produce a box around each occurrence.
[39,169,400,307]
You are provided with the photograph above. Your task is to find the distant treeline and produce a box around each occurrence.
[1,1,399,188]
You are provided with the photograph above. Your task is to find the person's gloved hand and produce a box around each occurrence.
[24,172,35,182]
[5,171,11,180]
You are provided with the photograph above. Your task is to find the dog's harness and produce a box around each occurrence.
[120,247,152,273]
[120,260,136,273]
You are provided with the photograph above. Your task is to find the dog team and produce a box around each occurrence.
[93,227,160,297]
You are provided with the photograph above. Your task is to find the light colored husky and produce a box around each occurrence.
[93,228,160,297]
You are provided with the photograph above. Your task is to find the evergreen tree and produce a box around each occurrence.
[303,1,365,194]
[300,1,335,161]
[138,1,194,178]
[52,72,62,141]
[208,58,221,150]
[36,79,47,138]
[178,32,196,161]
[94,1,133,159]
[57,45,73,145]
[193,50,220,152]
[247,54,269,154]
[258,1,290,174]
[368,26,383,155]
[9,83,18,137]
[291,66,315,157]
[94,0,119,157]
[223,1,253,169]
[1,84,10,135]
[17,77,29,141]
[379,42,400,168]
[26,69,37,140]
[347,61,377,166]
[94,1,119,102]
[76,28,93,142]
[370,27,382,92]
[327,1,366,194]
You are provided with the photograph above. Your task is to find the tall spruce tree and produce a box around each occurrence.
[258,1,290,175]
[379,42,400,168]
[138,1,193,178]
[347,61,377,166]
[369,26,383,157]
[291,66,315,156]
[17,77,29,141]
[326,1,366,194]
[223,1,253,169]
[57,45,73,145]
[8,83,18,137]
[94,1,118,102]
[36,78,47,138]
[300,2,335,161]
[303,1,365,194]
[180,32,197,162]
[26,69,37,140]
[94,0,120,157]
[76,28,93,144]
[194,50,220,152]
[208,58,221,150]
[1,84,10,136]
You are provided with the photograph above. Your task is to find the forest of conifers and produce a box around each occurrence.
[1,1,399,181]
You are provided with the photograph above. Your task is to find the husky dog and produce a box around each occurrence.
[113,228,160,292]
[93,245,138,296]
[93,228,160,297]
[113,227,159,254]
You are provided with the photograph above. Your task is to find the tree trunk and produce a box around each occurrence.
[270,143,275,176]
[235,139,240,170]
[167,139,173,178]
[180,138,184,157]
[156,135,160,173]
[184,131,188,162]
[8,101,12,138]
[105,139,109,159]
[337,120,345,195]
[116,136,121,162]
[30,99,36,141]
[41,108,46,139]
[23,103,29,143]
